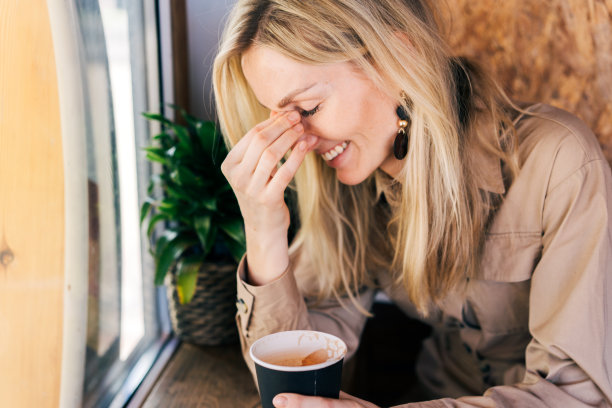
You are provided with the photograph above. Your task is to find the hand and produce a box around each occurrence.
[221,111,318,285]
[272,391,380,408]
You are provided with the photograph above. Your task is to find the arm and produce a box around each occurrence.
[236,255,375,380]
[221,110,318,287]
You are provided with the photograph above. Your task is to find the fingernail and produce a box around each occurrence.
[307,135,318,145]
[294,123,303,132]
[288,111,300,122]
[273,395,288,407]
[297,140,307,151]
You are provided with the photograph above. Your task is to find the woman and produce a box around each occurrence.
[213,0,612,406]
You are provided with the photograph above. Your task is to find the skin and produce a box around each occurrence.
[242,46,402,185]
[272,391,380,408]
[221,45,402,407]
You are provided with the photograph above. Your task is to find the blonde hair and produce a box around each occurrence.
[213,0,519,314]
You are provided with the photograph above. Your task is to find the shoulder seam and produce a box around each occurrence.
[547,158,607,194]
[524,107,596,161]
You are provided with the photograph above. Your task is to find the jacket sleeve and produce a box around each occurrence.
[235,256,375,381]
[393,158,612,407]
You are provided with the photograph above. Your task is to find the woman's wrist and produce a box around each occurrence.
[245,253,289,285]
[244,231,289,285]
[245,258,289,286]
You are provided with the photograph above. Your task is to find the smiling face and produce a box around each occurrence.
[241,45,403,185]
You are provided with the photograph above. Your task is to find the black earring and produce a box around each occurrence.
[393,103,411,160]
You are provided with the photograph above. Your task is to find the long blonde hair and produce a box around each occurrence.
[213,0,519,314]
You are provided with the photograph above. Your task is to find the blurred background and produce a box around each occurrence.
[0,0,610,407]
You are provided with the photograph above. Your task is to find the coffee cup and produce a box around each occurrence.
[249,330,347,408]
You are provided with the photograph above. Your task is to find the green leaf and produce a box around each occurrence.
[166,181,191,201]
[177,167,202,188]
[166,103,184,115]
[151,230,177,272]
[158,199,177,212]
[153,230,178,256]
[140,199,152,225]
[143,146,166,156]
[158,205,179,219]
[175,256,202,304]
[205,226,217,255]
[147,180,155,195]
[219,218,245,245]
[171,123,191,152]
[196,121,217,155]
[153,131,171,141]
[146,213,167,238]
[145,150,167,164]
[224,235,246,263]
[142,112,172,125]
[216,184,232,195]
[202,196,217,211]
[194,215,217,254]
[194,214,210,242]
[182,111,203,132]
[154,233,196,285]
[147,175,161,195]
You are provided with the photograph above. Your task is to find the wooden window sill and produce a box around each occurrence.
[139,341,260,407]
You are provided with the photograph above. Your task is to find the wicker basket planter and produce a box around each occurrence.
[166,262,238,346]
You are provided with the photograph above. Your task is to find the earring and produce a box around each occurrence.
[393,103,411,160]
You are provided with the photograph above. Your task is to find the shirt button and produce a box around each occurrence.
[236,298,248,314]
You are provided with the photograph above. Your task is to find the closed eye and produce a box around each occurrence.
[300,105,320,117]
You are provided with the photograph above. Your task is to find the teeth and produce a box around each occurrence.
[322,141,349,161]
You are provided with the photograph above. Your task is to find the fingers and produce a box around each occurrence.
[266,134,317,195]
[224,111,301,173]
[241,111,302,174]
[273,393,371,408]
[222,114,277,168]
[249,122,305,190]
[339,392,380,408]
[221,110,317,216]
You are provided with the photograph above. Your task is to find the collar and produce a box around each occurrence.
[471,142,506,195]
[468,104,536,196]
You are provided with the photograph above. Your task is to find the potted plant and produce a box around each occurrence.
[140,106,245,345]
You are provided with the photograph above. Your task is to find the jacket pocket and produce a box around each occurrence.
[461,232,540,336]
[478,232,542,282]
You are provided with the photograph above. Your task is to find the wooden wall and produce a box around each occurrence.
[446,0,612,161]
[0,1,65,406]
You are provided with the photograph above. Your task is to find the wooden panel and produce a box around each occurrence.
[0,1,64,407]
[446,0,612,161]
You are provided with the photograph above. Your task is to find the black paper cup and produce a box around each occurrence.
[249,330,347,408]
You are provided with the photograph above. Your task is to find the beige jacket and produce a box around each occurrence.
[235,104,612,407]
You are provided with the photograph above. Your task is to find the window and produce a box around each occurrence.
[60,1,171,406]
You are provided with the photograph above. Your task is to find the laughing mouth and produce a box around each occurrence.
[321,141,349,161]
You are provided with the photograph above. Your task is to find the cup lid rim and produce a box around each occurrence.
[249,330,347,372]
